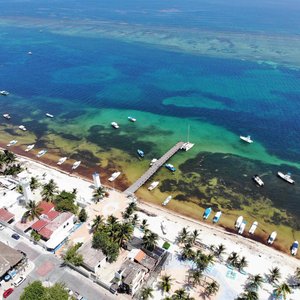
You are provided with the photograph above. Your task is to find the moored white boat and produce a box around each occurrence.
[238,221,246,234]
[108,171,121,182]
[36,149,47,158]
[252,175,264,186]
[150,158,157,166]
[249,221,258,234]
[213,211,222,223]
[57,157,67,165]
[291,241,299,256]
[267,231,277,244]
[165,163,176,172]
[235,216,243,228]
[3,113,11,120]
[25,144,35,152]
[148,181,159,191]
[7,140,18,147]
[162,196,172,206]
[72,161,81,170]
[137,149,144,158]
[46,113,54,118]
[0,90,9,96]
[181,142,195,151]
[111,122,119,129]
[128,116,136,122]
[19,125,27,131]
[277,171,295,184]
[240,135,253,143]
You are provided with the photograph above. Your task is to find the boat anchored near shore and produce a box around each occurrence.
[137,149,144,158]
[36,149,47,158]
[0,90,9,96]
[46,113,54,118]
[291,241,299,256]
[7,140,18,147]
[267,231,277,244]
[277,171,295,184]
[19,125,27,131]
[162,195,172,206]
[25,144,35,152]
[111,122,119,129]
[249,221,258,235]
[128,116,136,122]
[240,135,253,143]
[148,181,159,191]
[57,157,67,165]
[72,161,81,170]
[108,171,121,182]
[252,175,264,186]
[3,113,11,120]
[165,163,176,172]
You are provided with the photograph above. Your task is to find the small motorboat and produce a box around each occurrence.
[57,157,67,165]
[128,116,136,122]
[291,241,299,256]
[46,113,54,118]
[28,51,32,55]
[36,149,47,158]
[148,181,159,191]
[25,144,35,152]
[235,216,243,228]
[0,90,9,96]
[137,149,144,158]
[150,158,157,166]
[238,221,246,234]
[162,196,172,206]
[111,122,119,129]
[240,135,253,143]
[252,175,264,186]
[3,113,11,120]
[19,125,27,131]
[165,163,176,172]
[248,221,258,234]
[181,142,195,151]
[267,231,277,244]
[213,211,222,223]
[277,172,295,184]
[203,207,212,220]
[108,171,121,182]
[7,140,18,147]
[72,161,81,170]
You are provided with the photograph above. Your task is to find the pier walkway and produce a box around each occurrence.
[124,141,185,195]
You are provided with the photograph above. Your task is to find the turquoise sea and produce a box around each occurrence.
[1,0,300,235]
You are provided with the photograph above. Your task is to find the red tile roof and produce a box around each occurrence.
[31,219,48,231]
[39,227,53,240]
[38,201,54,214]
[134,250,146,263]
[45,211,60,221]
[0,208,14,223]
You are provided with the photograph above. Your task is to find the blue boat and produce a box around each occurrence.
[165,163,176,172]
[137,149,144,158]
[213,211,222,223]
[203,207,212,219]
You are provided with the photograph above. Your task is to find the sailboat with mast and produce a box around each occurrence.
[181,124,194,151]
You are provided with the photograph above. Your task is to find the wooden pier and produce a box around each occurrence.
[124,141,185,195]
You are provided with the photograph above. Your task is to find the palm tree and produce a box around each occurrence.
[190,230,199,244]
[181,243,194,261]
[159,275,173,294]
[41,179,58,201]
[268,267,281,284]
[140,219,148,231]
[91,215,105,232]
[172,289,187,299]
[189,269,203,287]
[214,243,226,258]
[237,290,259,300]
[238,256,248,272]
[247,274,263,291]
[30,177,39,191]
[205,281,219,296]
[122,201,137,219]
[273,282,291,300]
[24,200,43,221]
[3,150,16,165]
[177,227,190,244]
[93,186,106,202]
[227,251,239,267]
[131,213,139,226]
[142,230,158,251]
[114,222,134,246]
[140,287,153,300]
[294,267,300,283]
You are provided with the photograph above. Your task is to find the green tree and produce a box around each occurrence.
[268,267,281,284]
[131,213,139,226]
[273,282,291,300]
[140,219,149,231]
[142,230,159,251]
[190,230,199,244]
[205,281,219,296]
[55,190,78,214]
[122,201,137,219]
[159,275,173,294]
[181,243,195,261]
[45,283,69,300]
[31,230,41,241]
[214,244,226,258]
[246,274,264,291]
[177,227,189,244]
[41,179,58,201]
[78,208,87,222]
[238,256,248,272]
[93,186,107,202]
[189,269,203,287]
[140,287,153,300]
[63,243,83,266]
[91,215,104,232]
[24,200,43,221]
[237,290,259,300]
[172,288,187,299]
[114,222,134,246]
[227,251,239,267]
[30,177,40,191]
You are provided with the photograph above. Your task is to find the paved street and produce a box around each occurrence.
[0,227,116,300]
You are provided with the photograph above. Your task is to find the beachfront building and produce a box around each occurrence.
[78,240,107,273]
[0,241,26,281]
[93,172,101,188]
[0,208,15,224]
[20,177,32,203]
[115,260,147,295]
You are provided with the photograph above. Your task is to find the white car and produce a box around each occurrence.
[14,276,26,287]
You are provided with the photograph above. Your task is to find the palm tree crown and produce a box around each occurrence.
[268,267,281,284]
[273,282,291,300]
[159,275,173,294]
[41,179,58,201]
[140,286,153,300]
[205,280,219,296]
[92,186,106,202]
[24,200,43,221]
[143,230,158,251]
[91,215,104,232]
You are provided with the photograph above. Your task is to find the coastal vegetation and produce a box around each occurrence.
[23,200,43,221]
[0,150,22,175]
[63,243,83,266]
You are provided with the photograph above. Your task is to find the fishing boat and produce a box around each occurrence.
[238,221,246,234]
[203,207,212,220]
[108,171,121,182]
[181,142,194,151]
[213,211,222,223]
[25,144,35,152]
[150,158,157,166]
[111,122,119,129]
[137,149,144,158]
[7,140,18,147]
[36,149,47,158]
[267,231,277,244]
[235,216,243,228]
[240,135,253,143]
[46,113,54,118]
[165,163,176,172]
[72,161,81,170]
[162,196,172,206]
[19,125,27,131]
[0,90,9,96]
[277,172,295,184]
[128,116,136,122]
[57,157,67,165]
[148,181,159,191]
[252,175,264,186]
[248,221,258,235]
[291,241,299,256]
[3,113,11,120]
[28,51,32,55]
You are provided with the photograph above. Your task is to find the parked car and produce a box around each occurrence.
[11,233,20,240]
[3,288,14,298]
[13,276,26,287]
